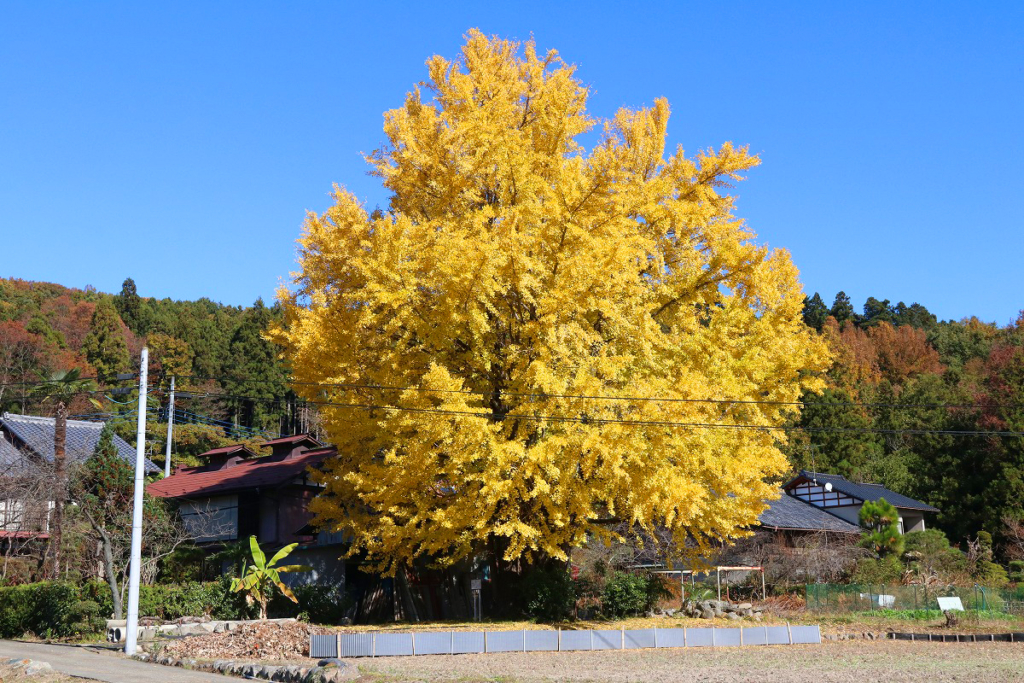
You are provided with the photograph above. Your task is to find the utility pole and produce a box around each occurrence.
[124,347,148,656]
[164,375,175,477]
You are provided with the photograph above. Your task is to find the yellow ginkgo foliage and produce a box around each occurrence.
[273,30,830,574]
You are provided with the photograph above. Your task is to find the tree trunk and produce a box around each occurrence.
[397,564,420,623]
[45,401,69,579]
[84,509,123,619]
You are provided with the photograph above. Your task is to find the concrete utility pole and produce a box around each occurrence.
[163,375,175,477]
[124,347,148,655]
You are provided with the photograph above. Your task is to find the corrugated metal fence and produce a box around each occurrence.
[310,625,821,658]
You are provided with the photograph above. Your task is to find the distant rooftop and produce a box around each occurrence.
[148,446,335,499]
[758,491,861,533]
[786,470,939,513]
[1,412,159,474]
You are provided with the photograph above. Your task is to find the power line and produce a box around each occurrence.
[5,372,1021,412]
[141,386,1024,439]
[163,374,1024,412]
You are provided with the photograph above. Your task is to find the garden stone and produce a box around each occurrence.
[24,661,53,675]
[737,602,752,610]
[726,612,740,620]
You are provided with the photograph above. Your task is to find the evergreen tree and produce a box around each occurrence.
[830,291,854,326]
[115,277,149,335]
[82,300,130,380]
[862,297,894,327]
[78,423,132,618]
[792,387,883,478]
[802,292,829,332]
[223,298,289,431]
[892,301,937,329]
[859,498,904,558]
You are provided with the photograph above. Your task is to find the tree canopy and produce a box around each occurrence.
[274,31,830,573]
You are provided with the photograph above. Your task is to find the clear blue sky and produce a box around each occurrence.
[2,2,1021,324]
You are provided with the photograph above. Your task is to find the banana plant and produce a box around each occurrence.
[230,536,312,619]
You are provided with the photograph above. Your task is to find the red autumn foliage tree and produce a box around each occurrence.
[868,321,944,384]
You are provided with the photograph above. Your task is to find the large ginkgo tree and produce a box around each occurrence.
[273,30,829,574]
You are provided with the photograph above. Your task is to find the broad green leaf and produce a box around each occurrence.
[268,542,298,567]
[249,535,266,569]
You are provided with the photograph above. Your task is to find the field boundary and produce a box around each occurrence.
[888,632,1024,642]
[310,624,821,658]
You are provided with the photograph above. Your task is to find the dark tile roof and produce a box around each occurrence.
[0,437,28,473]
[758,492,861,533]
[786,470,939,513]
[148,447,335,499]
[1,413,159,474]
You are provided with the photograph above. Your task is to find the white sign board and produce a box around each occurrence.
[937,596,964,612]
[859,593,896,608]
[470,579,482,591]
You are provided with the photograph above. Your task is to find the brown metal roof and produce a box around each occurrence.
[196,444,258,458]
[148,447,335,499]
[259,434,322,448]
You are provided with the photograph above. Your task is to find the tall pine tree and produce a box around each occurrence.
[222,298,289,431]
[81,300,130,381]
[802,292,829,331]
[830,291,855,326]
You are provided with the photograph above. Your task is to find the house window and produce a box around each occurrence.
[790,483,857,507]
[179,495,239,542]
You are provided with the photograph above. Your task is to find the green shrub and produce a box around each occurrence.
[0,578,258,639]
[0,584,35,638]
[519,567,576,621]
[601,572,668,618]
[293,584,352,624]
[852,556,903,584]
[0,582,98,639]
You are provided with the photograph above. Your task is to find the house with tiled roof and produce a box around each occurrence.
[147,433,345,586]
[782,470,939,534]
[1,412,158,474]
[756,490,861,535]
[1,413,158,540]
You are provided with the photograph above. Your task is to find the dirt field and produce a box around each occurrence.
[351,640,1024,683]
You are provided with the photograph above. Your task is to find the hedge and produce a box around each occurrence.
[0,578,351,639]
[0,579,253,639]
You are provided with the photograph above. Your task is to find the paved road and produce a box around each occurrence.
[0,640,235,682]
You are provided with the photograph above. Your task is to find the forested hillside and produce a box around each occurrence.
[0,277,303,453]
[792,292,1024,545]
[2,276,1021,546]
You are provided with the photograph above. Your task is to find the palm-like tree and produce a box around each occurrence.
[36,368,100,578]
[230,536,311,619]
